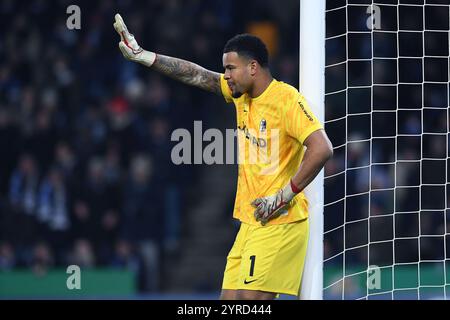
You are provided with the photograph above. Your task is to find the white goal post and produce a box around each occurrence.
[299,0,326,300]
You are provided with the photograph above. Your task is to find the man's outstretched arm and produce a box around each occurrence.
[152,55,221,95]
[113,14,221,95]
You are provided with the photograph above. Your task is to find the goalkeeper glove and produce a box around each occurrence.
[251,180,300,226]
[113,13,156,67]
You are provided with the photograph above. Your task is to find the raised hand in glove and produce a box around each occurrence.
[113,13,156,67]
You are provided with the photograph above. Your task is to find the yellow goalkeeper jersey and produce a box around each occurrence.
[220,74,323,226]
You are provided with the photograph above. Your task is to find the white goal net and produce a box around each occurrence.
[323,0,449,300]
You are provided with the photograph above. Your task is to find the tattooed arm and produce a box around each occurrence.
[151,54,221,95]
[113,14,221,95]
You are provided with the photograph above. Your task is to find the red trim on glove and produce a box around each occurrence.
[121,32,129,47]
[290,179,301,194]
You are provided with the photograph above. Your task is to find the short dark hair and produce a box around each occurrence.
[223,34,269,67]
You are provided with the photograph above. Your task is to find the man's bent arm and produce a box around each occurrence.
[251,129,333,225]
[151,54,221,95]
[291,129,333,192]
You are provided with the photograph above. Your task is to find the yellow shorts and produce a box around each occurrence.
[221,219,309,296]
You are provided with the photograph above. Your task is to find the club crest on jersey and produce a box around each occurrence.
[259,119,267,133]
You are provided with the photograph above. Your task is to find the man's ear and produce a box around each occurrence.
[249,60,258,76]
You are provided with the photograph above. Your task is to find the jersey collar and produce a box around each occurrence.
[250,78,276,102]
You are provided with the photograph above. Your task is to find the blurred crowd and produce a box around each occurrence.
[0,0,300,292]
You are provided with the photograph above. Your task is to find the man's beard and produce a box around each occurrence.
[232,91,243,98]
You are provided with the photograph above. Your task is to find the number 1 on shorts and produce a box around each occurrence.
[249,255,256,277]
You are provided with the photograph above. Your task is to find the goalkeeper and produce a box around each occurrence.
[114,14,333,300]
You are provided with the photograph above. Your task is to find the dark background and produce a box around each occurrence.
[0,0,300,297]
